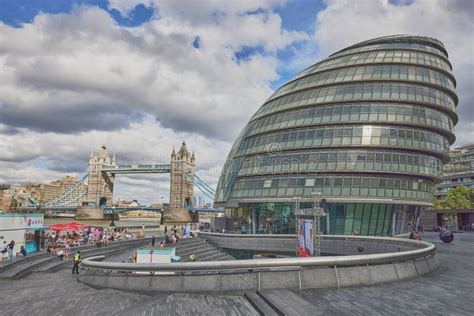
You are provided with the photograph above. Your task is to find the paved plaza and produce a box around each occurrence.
[0,232,472,315]
[299,232,474,315]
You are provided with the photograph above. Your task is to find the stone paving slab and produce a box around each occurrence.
[259,289,321,315]
[117,293,259,316]
[298,233,474,316]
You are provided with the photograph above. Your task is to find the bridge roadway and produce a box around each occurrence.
[0,232,472,315]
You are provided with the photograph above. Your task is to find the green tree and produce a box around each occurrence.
[444,185,472,209]
[432,197,444,210]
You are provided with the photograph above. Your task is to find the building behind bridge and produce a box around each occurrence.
[0,176,87,211]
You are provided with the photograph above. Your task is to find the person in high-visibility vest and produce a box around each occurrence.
[72,251,81,274]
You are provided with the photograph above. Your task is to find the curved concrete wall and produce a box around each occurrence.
[79,255,438,293]
[78,235,438,293]
[199,233,420,256]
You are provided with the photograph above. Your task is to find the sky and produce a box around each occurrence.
[0,0,473,205]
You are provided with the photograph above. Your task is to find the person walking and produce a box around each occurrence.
[1,241,7,261]
[151,235,156,247]
[7,240,15,261]
[72,251,81,274]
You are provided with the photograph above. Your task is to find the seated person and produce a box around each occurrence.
[57,249,65,260]
[159,241,165,248]
[17,245,27,257]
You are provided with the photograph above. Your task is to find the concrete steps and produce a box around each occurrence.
[0,256,58,280]
[0,239,150,279]
[177,244,219,258]
[167,237,236,262]
[0,251,49,273]
[35,244,142,273]
[197,249,227,262]
[201,252,234,262]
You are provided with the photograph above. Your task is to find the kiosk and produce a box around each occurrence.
[0,213,46,254]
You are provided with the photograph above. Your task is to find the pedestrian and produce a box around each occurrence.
[72,251,81,274]
[57,249,65,260]
[1,241,7,261]
[7,240,15,261]
[151,235,156,247]
[164,225,168,235]
[414,231,421,241]
[65,242,70,259]
[18,245,27,257]
[40,231,45,250]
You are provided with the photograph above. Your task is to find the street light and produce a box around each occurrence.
[109,206,116,230]
[312,191,325,257]
[293,196,301,256]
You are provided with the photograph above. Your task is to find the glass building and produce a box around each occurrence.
[215,35,458,236]
[435,144,474,201]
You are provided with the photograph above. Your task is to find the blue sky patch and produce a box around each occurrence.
[193,36,201,48]
[0,0,155,27]
[274,0,325,32]
[234,45,267,62]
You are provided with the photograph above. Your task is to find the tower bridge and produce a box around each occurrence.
[29,142,219,222]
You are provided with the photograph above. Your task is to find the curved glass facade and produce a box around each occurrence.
[215,35,458,236]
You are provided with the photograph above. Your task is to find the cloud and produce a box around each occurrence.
[0,3,306,141]
[309,0,474,145]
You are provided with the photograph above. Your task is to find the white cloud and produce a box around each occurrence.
[0,4,306,140]
[0,2,305,204]
[309,0,474,146]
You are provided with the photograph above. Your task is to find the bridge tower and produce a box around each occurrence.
[86,145,116,207]
[166,141,195,222]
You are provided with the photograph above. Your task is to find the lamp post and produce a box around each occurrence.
[109,206,116,231]
[293,196,301,256]
[312,191,325,257]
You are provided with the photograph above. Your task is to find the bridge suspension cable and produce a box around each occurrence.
[46,174,89,207]
[186,172,216,201]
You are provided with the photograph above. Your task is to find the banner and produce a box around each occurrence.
[297,218,314,257]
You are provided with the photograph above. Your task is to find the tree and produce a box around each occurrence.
[432,197,444,210]
[444,185,472,209]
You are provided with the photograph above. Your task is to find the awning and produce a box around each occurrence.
[48,222,92,231]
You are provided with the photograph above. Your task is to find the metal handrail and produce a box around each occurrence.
[81,236,435,273]
[199,233,427,247]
